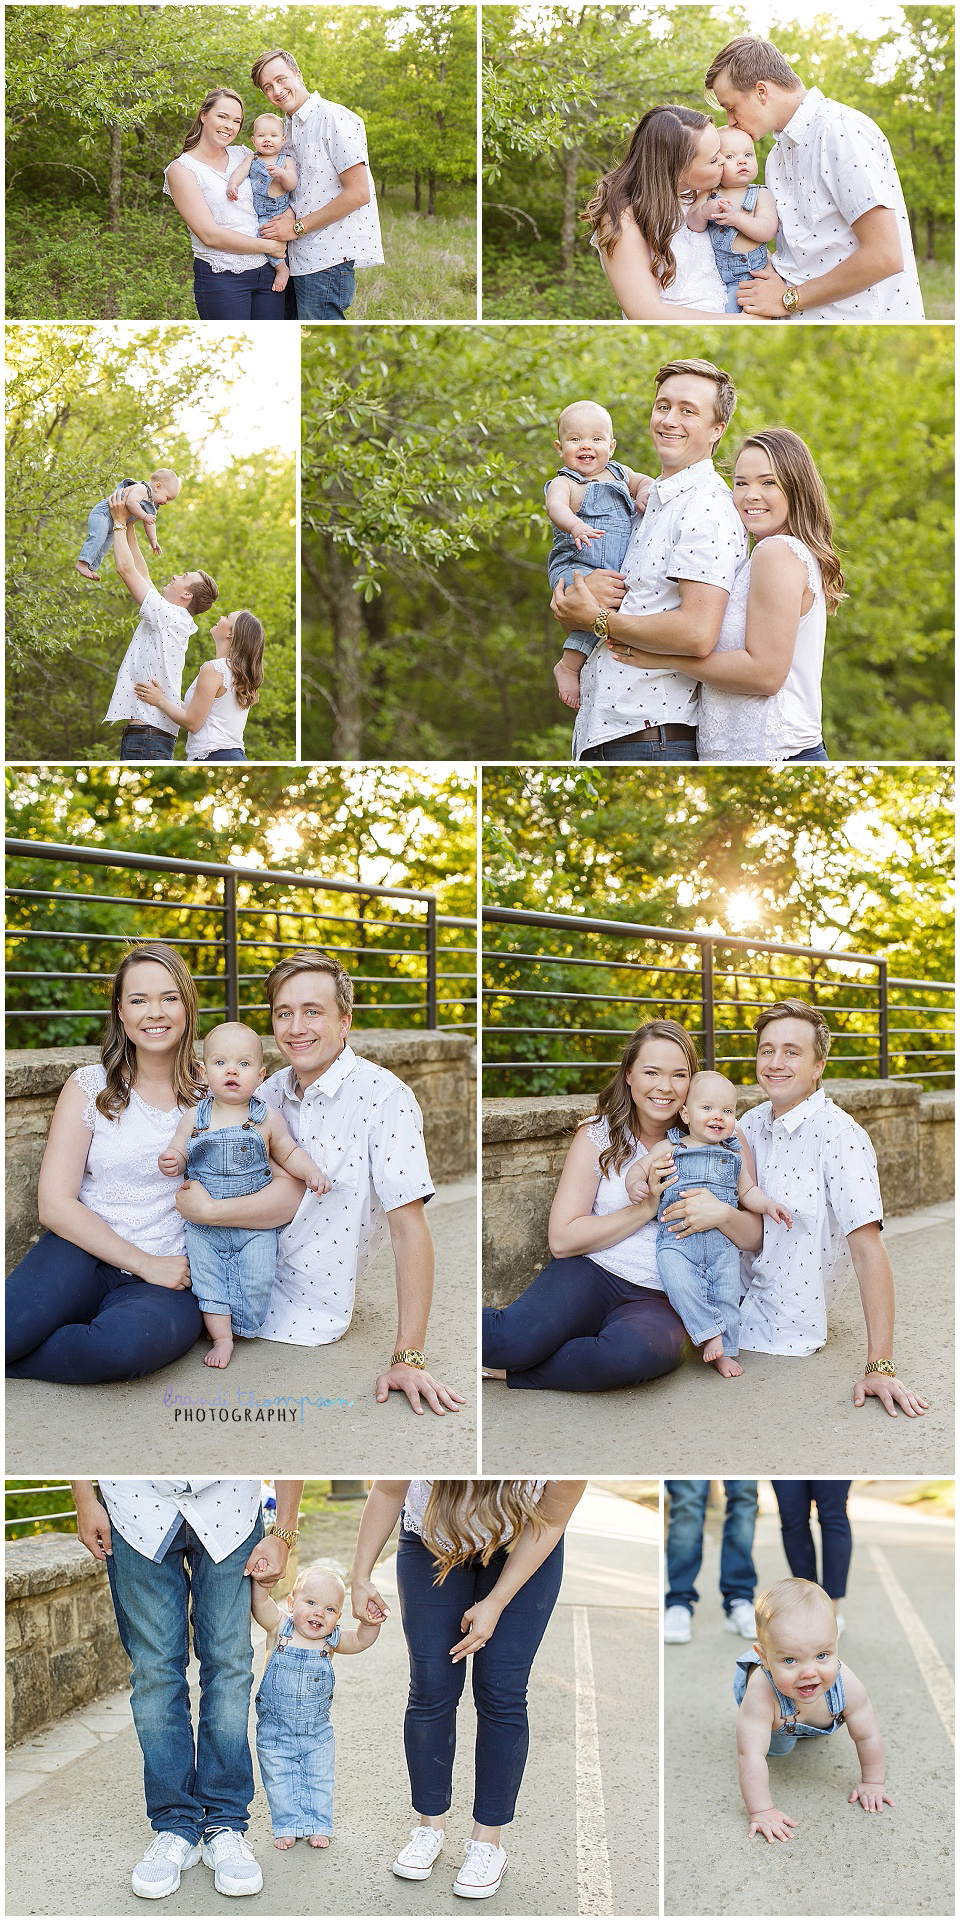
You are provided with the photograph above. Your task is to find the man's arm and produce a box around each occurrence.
[261,161,369,241]
[175,1165,305,1229]
[109,493,153,607]
[245,1478,304,1586]
[848,1222,929,1417]
[552,571,730,659]
[71,1480,113,1559]
[374,1198,467,1417]
[737,206,903,317]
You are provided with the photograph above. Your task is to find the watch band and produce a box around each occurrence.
[864,1359,896,1378]
[593,607,609,642]
[391,1348,426,1371]
[269,1524,301,1547]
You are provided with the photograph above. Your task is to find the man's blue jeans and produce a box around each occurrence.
[582,734,698,763]
[292,260,356,319]
[107,1514,262,1842]
[119,725,176,762]
[665,1479,757,1615]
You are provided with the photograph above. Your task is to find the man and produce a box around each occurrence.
[251,47,383,321]
[705,36,924,322]
[176,948,465,1417]
[72,1477,303,1899]
[664,1480,758,1644]
[551,359,746,763]
[662,1000,929,1417]
[103,492,218,761]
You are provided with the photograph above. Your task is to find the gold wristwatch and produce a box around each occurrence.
[292,217,306,236]
[593,608,609,642]
[391,1348,426,1370]
[782,284,801,315]
[864,1359,896,1378]
[269,1524,301,1547]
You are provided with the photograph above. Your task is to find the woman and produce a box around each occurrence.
[135,608,265,763]
[584,106,730,320]
[774,1480,853,1632]
[163,88,287,320]
[482,1020,760,1391]
[5,943,298,1383]
[350,1478,586,1898]
[614,430,843,762]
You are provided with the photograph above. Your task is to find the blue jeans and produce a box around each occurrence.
[292,261,356,320]
[582,733,698,762]
[656,1229,741,1356]
[78,499,114,570]
[185,1221,278,1337]
[194,747,248,762]
[397,1529,564,1826]
[107,1514,262,1842]
[665,1480,757,1614]
[6,1231,202,1382]
[773,1481,852,1598]
[119,725,176,761]
[482,1255,688,1390]
[193,258,287,321]
[786,741,829,762]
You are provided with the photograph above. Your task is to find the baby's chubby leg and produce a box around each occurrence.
[554,647,587,709]
[702,1336,743,1378]
[202,1310,234,1368]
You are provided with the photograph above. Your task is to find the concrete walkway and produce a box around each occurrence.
[6,1184,477,1476]
[4,1485,657,1916]
[481,1203,953,1476]
[664,1490,955,1915]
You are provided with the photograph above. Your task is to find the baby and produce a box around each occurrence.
[628,1071,792,1377]
[158,1020,330,1367]
[252,1561,383,1849]
[686,128,778,313]
[227,114,299,293]
[547,401,652,710]
[735,1578,891,1842]
[76,469,180,582]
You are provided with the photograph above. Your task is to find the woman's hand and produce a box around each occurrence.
[262,237,287,258]
[350,1577,391,1625]
[134,678,165,709]
[450,1595,502,1663]
[660,1186,729,1238]
[136,1252,191,1290]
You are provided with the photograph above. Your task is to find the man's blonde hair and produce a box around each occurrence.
[755,1000,831,1062]
[654,359,737,429]
[705,37,803,96]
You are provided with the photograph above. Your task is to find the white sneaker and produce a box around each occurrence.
[132,1833,202,1899]
[454,1840,508,1899]
[201,1830,263,1897]
[724,1599,757,1638]
[835,1611,845,1636]
[392,1826,445,1880]
[663,1605,692,1643]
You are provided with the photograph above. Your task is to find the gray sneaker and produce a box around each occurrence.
[663,1605,692,1643]
[724,1598,757,1638]
[201,1830,263,1896]
[132,1833,202,1899]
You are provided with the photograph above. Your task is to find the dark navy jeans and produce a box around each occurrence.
[107,1514,262,1841]
[773,1480,852,1598]
[193,258,287,321]
[194,747,248,761]
[482,1255,688,1390]
[397,1528,564,1826]
[665,1479,758,1614]
[6,1231,201,1382]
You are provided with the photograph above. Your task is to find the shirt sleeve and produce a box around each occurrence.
[367,1080,434,1211]
[822,1118,884,1233]
[666,493,744,591]
[137,584,164,631]
[816,113,898,226]
[326,107,369,174]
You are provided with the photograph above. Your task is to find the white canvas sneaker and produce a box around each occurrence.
[392,1825,445,1880]
[453,1839,508,1899]
[663,1604,692,1642]
[724,1598,757,1638]
[131,1832,202,1899]
[201,1830,263,1896]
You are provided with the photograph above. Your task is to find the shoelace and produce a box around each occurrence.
[462,1841,499,1870]
[405,1828,443,1863]
[206,1831,254,1860]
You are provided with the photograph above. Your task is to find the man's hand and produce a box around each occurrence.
[736,264,790,318]
[175,1179,219,1225]
[660,1186,728,1237]
[375,1361,467,1417]
[75,1493,114,1560]
[244,1533,289,1587]
[550,569,626,632]
[853,1372,929,1418]
[260,208,297,242]
[108,489,132,522]
[849,1781,894,1813]
[747,1805,798,1843]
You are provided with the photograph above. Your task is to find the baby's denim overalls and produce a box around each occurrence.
[656,1126,742,1356]
[250,155,294,225]
[547,460,635,659]
[256,1618,340,1837]
[707,186,768,313]
[79,479,158,570]
[184,1093,275,1336]
[734,1654,846,1754]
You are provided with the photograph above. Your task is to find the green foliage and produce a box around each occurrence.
[6,328,295,759]
[301,323,954,761]
[5,1482,79,1539]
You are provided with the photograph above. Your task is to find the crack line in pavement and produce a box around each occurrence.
[573,1605,614,1916]
[868,1546,955,1745]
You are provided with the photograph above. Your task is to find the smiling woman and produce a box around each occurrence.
[163,87,288,321]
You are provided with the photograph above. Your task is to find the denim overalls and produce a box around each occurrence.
[707,186,768,313]
[546,460,635,659]
[656,1126,742,1356]
[734,1654,846,1754]
[78,479,158,571]
[255,1618,341,1837]
[184,1093,276,1336]
[250,155,294,225]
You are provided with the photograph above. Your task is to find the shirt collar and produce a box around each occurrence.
[651,457,718,504]
[291,90,324,125]
[280,1041,357,1104]
[778,86,824,148]
[765,1085,828,1134]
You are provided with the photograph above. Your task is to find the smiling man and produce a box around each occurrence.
[551,358,747,762]
[251,47,383,320]
[103,491,218,761]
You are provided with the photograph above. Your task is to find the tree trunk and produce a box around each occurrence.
[427,171,436,216]
[329,552,364,759]
[560,147,580,274]
[379,177,386,199]
[413,170,421,210]
[926,215,936,261]
[108,122,122,230]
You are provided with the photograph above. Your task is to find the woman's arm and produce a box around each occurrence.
[598,206,734,321]
[134,659,223,733]
[349,1480,408,1620]
[37,1077,190,1289]
[660,1184,763,1250]
[547,1122,660,1258]
[450,1480,588,1661]
[165,159,285,256]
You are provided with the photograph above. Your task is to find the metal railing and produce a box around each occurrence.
[6,841,477,1045]
[5,1483,78,1537]
[482,905,954,1091]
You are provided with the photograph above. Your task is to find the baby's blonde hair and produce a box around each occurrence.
[150,467,181,495]
[755,1577,837,1652]
[686,1070,737,1101]
[202,1019,264,1062]
[253,112,285,137]
[291,1560,346,1603]
[556,400,614,441]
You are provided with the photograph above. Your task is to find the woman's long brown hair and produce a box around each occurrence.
[590,1020,698,1176]
[736,430,846,613]
[421,1482,548,1582]
[97,943,203,1121]
[182,88,245,155]
[227,610,265,709]
[583,105,714,289]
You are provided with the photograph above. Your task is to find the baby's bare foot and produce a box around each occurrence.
[204,1337,234,1368]
[701,1336,724,1364]
[76,561,100,581]
[714,1354,743,1378]
[308,1835,330,1848]
[553,660,582,709]
[274,1836,295,1850]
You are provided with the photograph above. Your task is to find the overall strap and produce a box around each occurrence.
[243,1092,269,1130]
[742,184,760,211]
[191,1092,213,1135]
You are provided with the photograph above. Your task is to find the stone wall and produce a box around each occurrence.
[482,1081,954,1305]
[6,1033,476,1272]
[6,1536,128,1746]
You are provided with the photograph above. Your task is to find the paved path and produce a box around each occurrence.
[482,1204,953,1476]
[5,1486,657,1916]
[6,1184,477,1476]
[664,1492,955,1915]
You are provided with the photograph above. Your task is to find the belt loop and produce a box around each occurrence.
[657,725,667,747]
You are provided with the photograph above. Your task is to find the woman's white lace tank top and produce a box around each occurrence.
[74,1064,187,1259]
[402,1480,549,1542]
[163,148,267,272]
[185,658,249,760]
[582,1116,663,1291]
[698,535,826,762]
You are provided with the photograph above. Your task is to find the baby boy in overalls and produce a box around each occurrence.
[159,1020,329,1367]
[227,114,299,294]
[629,1071,792,1378]
[685,127,778,314]
[252,1561,382,1848]
[734,1577,892,1843]
[76,470,180,582]
[546,400,652,710]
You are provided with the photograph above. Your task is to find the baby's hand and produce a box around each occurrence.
[569,517,605,551]
[625,1162,651,1203]
[767,1199,793,1227]
[158,1149,184,1176]
[226,182,240,201]
[748,1806,798,1843]
[633,476,653,514]
[150,540,162,556]
[304,1166,332,1195]
[710,195,736,225]
[849,1782,893,1814]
